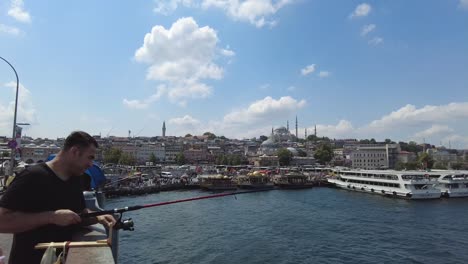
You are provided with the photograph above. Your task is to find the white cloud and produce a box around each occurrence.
[220,48,235,57]
[259,83,270,90]
[312,120,355,139]
[0,24,21,35]
[301,64,316,76]
[361,24,376,36]
[8,0,31,23]
[318,71,330,78]
[287,86,296,91]
[368,37,383,45]
[169,115,200,126]
[123,85,166,109]
[368,103,468,130]
[459,0,468,9]
[414,125,454,139]
[132,17,232,106]
[154,0,196,15]
[223,96,306,125]
[350,3,371,18]
[441,134,468,148]
[202,0,292,28]
[0,82,37,135]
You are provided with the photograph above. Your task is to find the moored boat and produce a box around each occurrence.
[327,169,441,199]
[199,174,237,191]
[273,171,315,189]
[434,171,468,198]
[237,171,274,189]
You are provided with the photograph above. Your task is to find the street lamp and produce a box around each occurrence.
[0,56,20,176]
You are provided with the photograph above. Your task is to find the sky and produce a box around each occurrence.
[1,0,468,148]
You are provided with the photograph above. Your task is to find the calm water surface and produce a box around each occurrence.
[106,188,468,264]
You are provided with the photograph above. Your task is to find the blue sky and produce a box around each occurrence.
[1,0,468,148]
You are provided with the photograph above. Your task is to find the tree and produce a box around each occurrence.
[259,135,268,142]
[203,132,216,140]
[307,135,318,142]
[297,149,307,157]
[418,152,434,170]
[175,153,186,165]
[314,144,333,165]
[433,162,448,170]
[450,162,463,170]
[103,147,122,164]
[119,152,136,165]
[149,153,158,164]
[185,134,192,137]
[384,138,394,144]
[277,148,293,166]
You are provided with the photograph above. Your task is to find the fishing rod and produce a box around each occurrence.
[81,189,273,230]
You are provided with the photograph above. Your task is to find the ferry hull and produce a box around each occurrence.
[328,179,440,200]
[441,191,468,198]
[238,183,275,190]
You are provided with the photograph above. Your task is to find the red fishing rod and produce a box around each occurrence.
[80,189,273,230]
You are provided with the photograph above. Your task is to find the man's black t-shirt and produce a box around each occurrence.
[0,163,85,264]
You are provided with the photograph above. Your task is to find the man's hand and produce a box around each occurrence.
[97,214,116,228]
[50,209,81,226]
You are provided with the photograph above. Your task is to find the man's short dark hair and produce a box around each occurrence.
[63,131,98,151]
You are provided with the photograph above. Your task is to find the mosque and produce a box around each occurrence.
[259,116,299,156]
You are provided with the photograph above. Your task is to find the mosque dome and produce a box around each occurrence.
[286,147,299,156]
[261,136,277,147]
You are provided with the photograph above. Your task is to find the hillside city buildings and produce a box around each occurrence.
[1,120,467,172]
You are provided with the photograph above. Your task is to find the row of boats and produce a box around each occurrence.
[199,171,323,190]
[327,169,468,199]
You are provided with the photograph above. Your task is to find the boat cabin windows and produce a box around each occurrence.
[413,184,429,190]
[402,175,429,181]
[346,179,400,188]
[445,183,459,189]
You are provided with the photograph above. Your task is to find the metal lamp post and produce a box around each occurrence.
[0,56,20,176]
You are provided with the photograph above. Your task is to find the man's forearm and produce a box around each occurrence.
[0,208,51,233]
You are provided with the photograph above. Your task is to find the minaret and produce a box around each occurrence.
[162,121,166,137]
[305,128,307,139]
[314,125,317,137]
[295,116,298,138]
[272,127,274,134]
[287,120,289,131]
[128,130,131,138]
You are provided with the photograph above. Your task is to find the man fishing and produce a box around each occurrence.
[0,131,115,263]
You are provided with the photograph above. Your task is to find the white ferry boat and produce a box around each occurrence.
[327,169,441,199]
[433,171,468,198]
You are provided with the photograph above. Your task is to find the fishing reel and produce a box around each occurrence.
[114,213,135,231]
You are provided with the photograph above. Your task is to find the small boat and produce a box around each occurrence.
[273,171,315,189]
[199,174,237,191]
[237,171,274,189]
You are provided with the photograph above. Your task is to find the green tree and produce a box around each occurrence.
[259,135,268,142]
[119,152,136,165]
[175,153,186,165]
[203,132,216,140]
[297,149,307,157]
[307,135,318,142]
[433,162,448,170]
[405,161,420,170]
[450,162,463,170]
[185,134,192,137]
[2,152,9,157]
[418,152,434,170]
[103,147,122,164]
[314,144,333,165]
[277,148,293,166]
[384,138,394,144]
[149,153,158,163]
